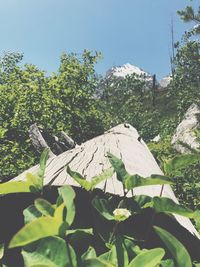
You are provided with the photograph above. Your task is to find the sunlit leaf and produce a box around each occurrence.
[66,166,91,191]
[154,226,192,267]
[22,236,68,267]
[152,197,194,217]
[9,217,62,248]
[125,174,173,191]
[58,185,76,226]
[128,248,165,267]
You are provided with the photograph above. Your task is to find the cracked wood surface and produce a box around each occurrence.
[13,124,199,237]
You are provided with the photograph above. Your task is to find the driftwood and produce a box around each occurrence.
[16,124,199,237]
[29,123,55,157]
[29,124,75,156]
[61,131,76,149]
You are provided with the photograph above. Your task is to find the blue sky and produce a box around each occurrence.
[0,0,197,80]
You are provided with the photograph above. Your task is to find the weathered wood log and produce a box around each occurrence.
[60,131,76,149]
[29,123,55,157]
[15,124,199,238]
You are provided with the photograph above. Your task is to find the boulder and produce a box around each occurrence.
[172,103,200,153]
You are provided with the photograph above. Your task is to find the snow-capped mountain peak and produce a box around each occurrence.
[106,63,150,78]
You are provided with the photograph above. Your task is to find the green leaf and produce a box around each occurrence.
[67,166,114,191]
[37,148,49,189]
[134,195,152,209]
[81,247,96,261]
[164,154,200,176]
[65,243,77,267]
[101,237,129,267]
[125,174,173,191]
[0,243,4,259]
[123,238,141,259]
[58,185,76,226]
[9,217,62,248]
[34,199,55,217]
[23,205,43,224]
[90,168,114,190]
[0,180,36,195]
[22,236,68,267]
[83,258,116,267]
[92,196,115,220]
[66,166,91,191]
[154,226,192,267]
[160,259,175,267]
[107,153,127,182]
[128,248,165,267]
[152,197,194,217]
[67,228,93,236]
[53,203,66,224]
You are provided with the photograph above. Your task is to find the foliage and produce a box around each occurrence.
[168,5,200,115]
[0,51,104,181]
[0,151,200,266]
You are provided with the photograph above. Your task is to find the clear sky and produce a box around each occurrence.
[0,0,198,80]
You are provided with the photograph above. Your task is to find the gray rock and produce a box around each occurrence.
[172,103,200,153]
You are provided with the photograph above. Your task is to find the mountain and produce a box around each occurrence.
[105,63,154,83]
[159,75,172,89]
[100,63,171,92]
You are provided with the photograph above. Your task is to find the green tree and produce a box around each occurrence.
[169,5,200,114]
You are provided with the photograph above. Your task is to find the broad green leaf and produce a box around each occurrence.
[53,203,66,223]
[154,226,192,267]
[152,197,194,217]
[164,154,200,176]
[0,243,4,259]
[107,153,127,182]
[134,195,152,209]
[128,248,165,267]
[37,148,49,189]
[66,166,91,190]
[22,236,68,267]
[100,237,129,267]
[26,172,38,185]
[123,238,141,259]
[92,196,115,220]
[58,185,76,225]
[67,228,93,235]
[83,258,116,267]
[67,166,114,191]
[81,247,96,261]
[9,217,62,248]
[23,205,43,224]
[34,198,55,217]
[125,174,173,190]
[0,180,36,195]
[90,168,114,190]
[65,243,77,267]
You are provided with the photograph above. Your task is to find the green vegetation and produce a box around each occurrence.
[0,2,200,266]
[0,151,199,266]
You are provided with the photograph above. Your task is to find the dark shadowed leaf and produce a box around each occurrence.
[34,199,55,217]
[92,196,115,220]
